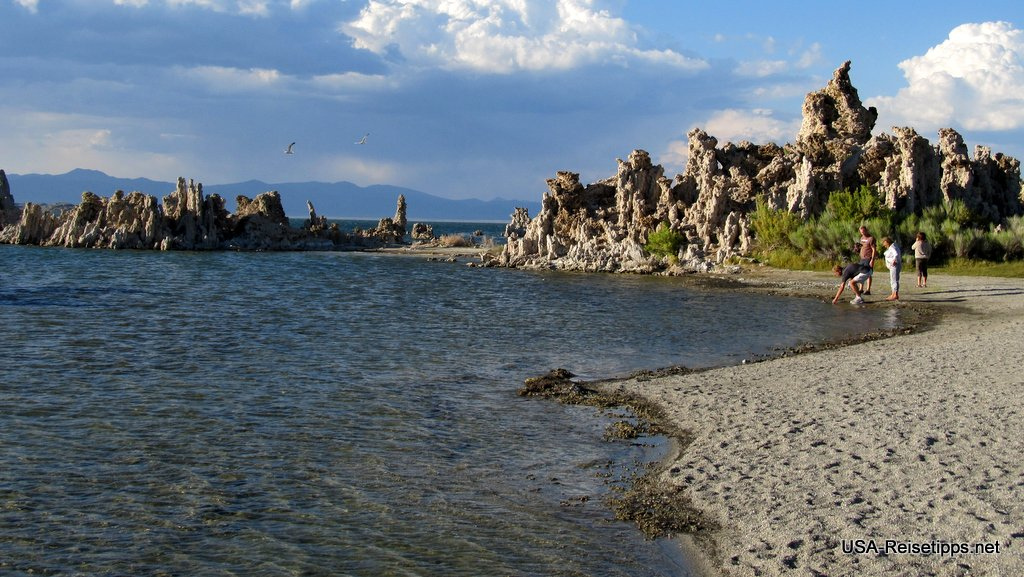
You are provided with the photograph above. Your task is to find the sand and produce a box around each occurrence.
[597,270,1024,577]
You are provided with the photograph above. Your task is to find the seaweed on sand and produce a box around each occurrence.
[518,367,715,540]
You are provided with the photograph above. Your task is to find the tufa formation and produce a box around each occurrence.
[491,61,1022,273]
[0,174,408,250]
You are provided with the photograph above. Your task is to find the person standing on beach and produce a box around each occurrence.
[832,262,871,305]
[857,226,877,295]
[912,231,932,287]
[881,236,901,301]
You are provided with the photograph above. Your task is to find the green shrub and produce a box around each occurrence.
[749,185,1020,269]
[786,222,819,257]
[988,216,1024,261]
[749,198,802,251]
[946,199,979,227]
[952,229,981,258]
[644,222,685,258]
[824,185,890,223]
[816,218,860,263]
[758,247,827,270]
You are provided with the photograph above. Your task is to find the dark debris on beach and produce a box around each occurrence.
[519,368,712,540]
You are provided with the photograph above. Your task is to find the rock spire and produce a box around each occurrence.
[493,61,1022,273]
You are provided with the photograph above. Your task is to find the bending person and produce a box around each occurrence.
[832,262,871,305]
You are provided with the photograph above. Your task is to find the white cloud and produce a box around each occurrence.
[175,65,284,92]
[868,21,1024,132]
[110,0,280,13]
[341,0,707,73]
[660,108,799,170]
[701,108,799,145]
[316,155,402,187]
[238,0,269,16]
[310,71,394,92]
[735,59,789,78]
[658,139,690,175]
[794,43,822,69]
[0,108,183,181]
[166,0,224,9]
[173,66,394,99]
[732,39,821,78]
[14,0,39,13]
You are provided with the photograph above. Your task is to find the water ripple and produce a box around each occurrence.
[0,244,898,576]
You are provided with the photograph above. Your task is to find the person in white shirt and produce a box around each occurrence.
[881,236,901,301]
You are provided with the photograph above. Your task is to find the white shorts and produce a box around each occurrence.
[852,272,869,283]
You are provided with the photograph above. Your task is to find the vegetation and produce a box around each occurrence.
[437,233,475,248]
[936,259,1024,277]
[644,222,685,259]
[749,185,1024,275]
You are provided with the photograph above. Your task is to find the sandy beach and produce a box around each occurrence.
[598,270,1024,576]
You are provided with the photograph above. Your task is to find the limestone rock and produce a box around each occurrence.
[797,60,877,150]
[497,60,1021,274]
[411,222,435,240]
[0,170,20,226]
[504,207,531,238]
[0,202,58,245]
[0,175,411,251]
[226,190,294,249]
[498,154,666,273]
[304,200,329,233]
[363,194,407,243]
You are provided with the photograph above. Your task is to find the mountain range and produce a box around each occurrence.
[4,168,540,222]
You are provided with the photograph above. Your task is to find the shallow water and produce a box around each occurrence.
[0,242,899,576]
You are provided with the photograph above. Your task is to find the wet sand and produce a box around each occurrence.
[597,270,1024,576]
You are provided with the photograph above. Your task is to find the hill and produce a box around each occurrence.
[5,168,539,222]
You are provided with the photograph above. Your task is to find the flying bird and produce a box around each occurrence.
[284,142,296,154]
[355,133,369,145]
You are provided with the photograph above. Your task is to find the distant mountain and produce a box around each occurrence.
[4,168,540,222]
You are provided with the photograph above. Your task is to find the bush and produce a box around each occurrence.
[988,216,1024,261]
[750,185,1022,269]
[952,229,981,258]
[786,222,820,257]
[644,222,685,258]
[750,198,802,251]
[437,234,474,248]
[946,199,979,227]
[816,218,860,263]
[824,185,889,223]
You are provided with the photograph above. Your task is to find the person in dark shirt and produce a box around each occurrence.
[831,262,870,304]
[857,226,877,294]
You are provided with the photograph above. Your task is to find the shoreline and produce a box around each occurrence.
[593,269,1024,576]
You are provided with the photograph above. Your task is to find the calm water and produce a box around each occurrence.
[0,239,899,576]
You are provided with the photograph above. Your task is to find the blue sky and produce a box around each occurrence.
[1,0,1021,201]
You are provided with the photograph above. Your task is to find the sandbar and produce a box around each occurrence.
[598,270,1024,576]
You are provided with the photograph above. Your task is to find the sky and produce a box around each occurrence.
[1,0,1022,202]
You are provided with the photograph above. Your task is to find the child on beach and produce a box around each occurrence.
[881,236,901,301]
[912,232,931,288]
[832,262,871,305]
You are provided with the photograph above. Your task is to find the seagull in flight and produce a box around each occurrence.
[284,142,296,154]
[355,133,369,145]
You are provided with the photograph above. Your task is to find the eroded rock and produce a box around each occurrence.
[495,61,1022,273]
[0,176,408,251]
